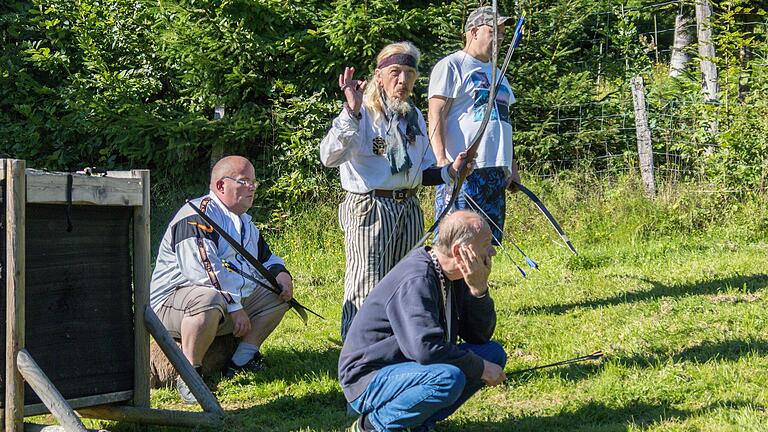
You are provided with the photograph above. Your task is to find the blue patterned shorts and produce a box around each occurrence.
[434,167,507,245]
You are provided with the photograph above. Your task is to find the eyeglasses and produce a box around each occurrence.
[221,176,259,188]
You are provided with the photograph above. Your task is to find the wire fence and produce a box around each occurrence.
[513,2,768,194]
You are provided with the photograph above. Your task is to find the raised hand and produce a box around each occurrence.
[338,66,367,116]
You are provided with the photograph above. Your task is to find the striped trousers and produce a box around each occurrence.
[339,192,424,341]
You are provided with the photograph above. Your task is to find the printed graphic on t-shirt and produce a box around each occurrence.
[470,71,511,123]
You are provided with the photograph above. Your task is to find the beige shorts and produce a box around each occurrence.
[156,285,289,338]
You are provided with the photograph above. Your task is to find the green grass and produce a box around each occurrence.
[98,175,767,431]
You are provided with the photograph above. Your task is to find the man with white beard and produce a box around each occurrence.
[320,41,471,341]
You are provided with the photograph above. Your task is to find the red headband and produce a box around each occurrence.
[377,53,417,70]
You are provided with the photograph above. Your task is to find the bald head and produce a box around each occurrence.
[433,211,489,255]
[210,156,254,189]
[210,155,257,215]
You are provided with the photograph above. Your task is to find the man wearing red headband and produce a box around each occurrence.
[428,6,521,247]
[320,42,471,342]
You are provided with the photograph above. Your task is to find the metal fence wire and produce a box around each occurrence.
[511,2,767,192]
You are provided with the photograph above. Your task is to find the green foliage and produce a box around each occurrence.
[2,0,768,209]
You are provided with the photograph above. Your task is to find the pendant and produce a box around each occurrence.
[372,136,386,156]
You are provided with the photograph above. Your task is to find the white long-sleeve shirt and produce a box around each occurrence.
[320,106,448,193]
[149,193,287,313]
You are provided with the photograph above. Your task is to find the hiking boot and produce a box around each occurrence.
[223,351,265,378]
[175,375,197,404]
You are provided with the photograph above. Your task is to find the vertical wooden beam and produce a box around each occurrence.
[16,349,88,432]
[132,170,151,410]
[696,0,719,103]
[210,105,226,169]
[630,77,656,198]
[670,14,691,77]
[5,159,26,432]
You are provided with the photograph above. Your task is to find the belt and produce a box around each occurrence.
[371,188,417,202]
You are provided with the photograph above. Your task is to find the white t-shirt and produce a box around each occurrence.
[428,50,516,170]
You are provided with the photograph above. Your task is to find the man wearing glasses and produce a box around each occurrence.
[150,155,293,403]
[428,6,521,247]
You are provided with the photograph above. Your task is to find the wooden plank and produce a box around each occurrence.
[16,349,87,432]
[24,391,133,417]
[6,159,26,432]
[631,76,656,198]
[131,170,151,410]
[101,171,134,179]
[24,424,106,432]
[24,170,142,206]
[78,405,222,428]
[143,308,224,416]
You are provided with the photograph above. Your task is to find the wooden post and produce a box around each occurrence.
[131,170,151,411]
[16,349,88,432]
[630,77,656,198]
[143,308,224,416]
[670,13,691,77]
[78,406,222,428]
[24,425,105,432]
[210,105,226,169]
[696,0,719,102]
[653,14,659,64]
[6,159,26,432]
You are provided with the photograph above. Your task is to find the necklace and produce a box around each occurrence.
[429,250,451,342]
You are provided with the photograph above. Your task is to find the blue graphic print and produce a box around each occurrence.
[434,167,508,246]
[470,71,511,124]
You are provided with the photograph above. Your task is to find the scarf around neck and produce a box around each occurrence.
[381,97,422,174]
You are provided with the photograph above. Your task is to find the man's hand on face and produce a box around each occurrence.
[481,359,506,386]
[457,243,492,297]
[276,272,294,302]
[231,309,252,338]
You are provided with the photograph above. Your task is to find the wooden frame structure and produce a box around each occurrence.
[1,160,224,431]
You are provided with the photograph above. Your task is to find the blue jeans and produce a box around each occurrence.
[349,341,507,431]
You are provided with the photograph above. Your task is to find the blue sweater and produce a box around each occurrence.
[338,247,497,402]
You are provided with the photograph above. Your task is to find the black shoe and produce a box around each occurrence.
[175,376,197,404]
[224,352,265,378]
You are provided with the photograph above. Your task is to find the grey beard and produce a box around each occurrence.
[384,95,411,117]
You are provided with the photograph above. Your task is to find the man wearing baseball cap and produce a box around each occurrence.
[428,5,521,248]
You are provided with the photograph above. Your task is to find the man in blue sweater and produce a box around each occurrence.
[339,210,507,431]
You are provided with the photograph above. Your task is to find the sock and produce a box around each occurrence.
[231,342,260,366]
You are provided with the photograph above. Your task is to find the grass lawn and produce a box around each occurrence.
[101,179,767,431]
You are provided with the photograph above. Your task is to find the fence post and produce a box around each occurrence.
[670,13,691,77]
[210,104,226,169]
[695,0,719,103]
[630,76,655,199]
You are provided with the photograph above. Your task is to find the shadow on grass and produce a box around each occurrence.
[209,346,341,390]
[613,338,768,369]
[506,361,605,385]
[516,273,768,315]
[443,399,765,432]
[507,337,768,384]
[223,390,349,432]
